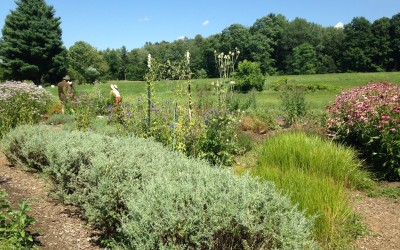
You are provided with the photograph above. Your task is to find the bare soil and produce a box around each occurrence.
[1,151,399,249]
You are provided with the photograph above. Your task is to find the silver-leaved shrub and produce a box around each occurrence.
[2,125,318,249]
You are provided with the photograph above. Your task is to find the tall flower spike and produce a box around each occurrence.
[186,51,190,64]
[147,54,152,69]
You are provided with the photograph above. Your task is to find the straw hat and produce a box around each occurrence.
[63,75,71,81]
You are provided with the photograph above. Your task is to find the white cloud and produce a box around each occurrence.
[177,36,186,40]
[138,16,150,22]
[334,22,344,29]
[202,20,209,26]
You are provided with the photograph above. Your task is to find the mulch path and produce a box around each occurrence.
[1,151,399,249]
[352,188,400,250]
[0,153,101,250]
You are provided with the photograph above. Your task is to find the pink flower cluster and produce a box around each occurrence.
[327,82,400,134]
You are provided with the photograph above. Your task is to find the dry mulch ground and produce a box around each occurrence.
[1,152,399,249]
[0,153,101,250]
[352,187,400,250]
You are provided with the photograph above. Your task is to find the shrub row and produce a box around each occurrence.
[1,125,318,249]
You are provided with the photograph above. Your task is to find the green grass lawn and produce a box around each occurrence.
[46,72,400,114]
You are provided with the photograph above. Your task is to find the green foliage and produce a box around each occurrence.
[45,114,75,125]
[68,41,109,84]
[342,17,374,72]
[256,131,373,190]
[1,125,318,249]
[103,48,123,80]
[85,66,101,84]
[290,43,318,75]
[326,82,400,179]
[198,109,243,165]
[0,190,35,249]
[106,53,244,166]
[195,68,208,79]
[280,85,308,125]
[108,99,242,166]
[370,17,392,71]
[0,81,54,138]
[368,185,400,200]
[251,131,373,248]
[234,60,265,92]
[0,0,67,84]
[32,11,400,81]
[72,93,96,131]
[391,13,400,71]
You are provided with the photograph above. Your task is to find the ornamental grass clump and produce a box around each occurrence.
[326,82,400,179]
[0,81,54,138]
[2,125,318,249]
[251,131,373,248]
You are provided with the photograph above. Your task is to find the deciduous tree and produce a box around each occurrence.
[370,17,392,71]
[342,17,373,72]
[390,13,400,70]
[68,41,108,83]
[290,43,317,75]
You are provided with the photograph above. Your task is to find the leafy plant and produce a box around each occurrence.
[73,92,95,131]
[280,85,308,126]
[234,60,265,92]
[107,52,244,166]
[368,185,400,200]
[326,82,400,179]
[0,190,35,249]
[0,81,54,138]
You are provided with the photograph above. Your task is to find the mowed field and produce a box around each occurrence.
[46,72,400,114]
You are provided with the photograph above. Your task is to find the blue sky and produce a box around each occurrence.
[1,0,399,51]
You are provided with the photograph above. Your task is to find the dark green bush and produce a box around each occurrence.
[2,125,318,249]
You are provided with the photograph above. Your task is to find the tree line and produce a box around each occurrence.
[1,0,399,84]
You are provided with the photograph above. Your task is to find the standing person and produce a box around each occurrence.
[110,84,121,104]
[57,75,75,113]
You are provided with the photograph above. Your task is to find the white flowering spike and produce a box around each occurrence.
[147,54,152,69]
[186,51,190,64]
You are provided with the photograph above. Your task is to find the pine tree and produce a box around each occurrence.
[0,0,67,85]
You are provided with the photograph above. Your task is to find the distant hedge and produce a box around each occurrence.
[1,125,318,249]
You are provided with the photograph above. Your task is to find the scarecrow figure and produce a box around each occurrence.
[110,84,121,104]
